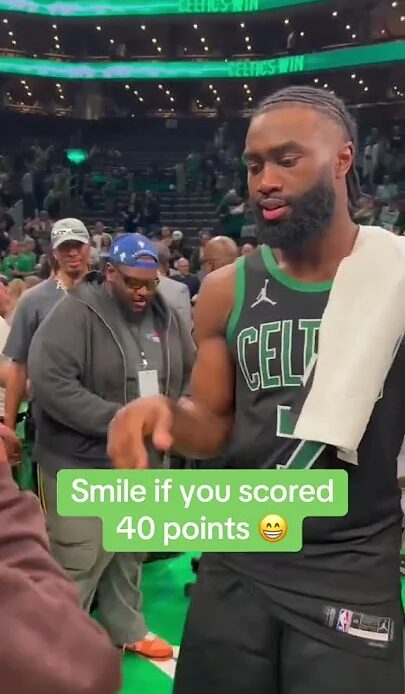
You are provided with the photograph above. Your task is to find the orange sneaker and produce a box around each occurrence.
[124,633,173,660]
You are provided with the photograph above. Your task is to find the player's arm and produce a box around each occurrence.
[108,266,235,468]
[171,267,235,458]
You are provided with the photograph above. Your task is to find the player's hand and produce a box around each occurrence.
[0,423,22,465]
[107,396,173,469]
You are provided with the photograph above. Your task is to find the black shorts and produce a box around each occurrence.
[174,555,404,694]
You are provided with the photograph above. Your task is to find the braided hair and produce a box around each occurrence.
[253,86,361,208]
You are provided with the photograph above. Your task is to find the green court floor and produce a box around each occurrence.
[120,554,405,694]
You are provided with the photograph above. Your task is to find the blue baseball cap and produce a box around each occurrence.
[108,233,158,270]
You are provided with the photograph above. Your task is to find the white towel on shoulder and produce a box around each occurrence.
[293,225,405,456]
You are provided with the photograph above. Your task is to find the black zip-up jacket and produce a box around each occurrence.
[27,272,195,473]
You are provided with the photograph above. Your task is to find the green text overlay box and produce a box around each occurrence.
[57,469,348,553]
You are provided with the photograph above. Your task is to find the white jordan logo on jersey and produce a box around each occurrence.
[251,279,277,308]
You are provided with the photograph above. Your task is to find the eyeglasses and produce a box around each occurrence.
[115,265,160,292]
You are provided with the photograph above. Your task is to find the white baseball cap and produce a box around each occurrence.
[51,218,90,250]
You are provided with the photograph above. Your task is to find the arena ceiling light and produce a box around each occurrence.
[0,0,337,18]
[0,42,403,80]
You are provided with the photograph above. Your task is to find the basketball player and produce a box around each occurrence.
[108,87,405,693]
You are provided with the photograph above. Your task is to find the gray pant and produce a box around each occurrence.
[40,468,147,645]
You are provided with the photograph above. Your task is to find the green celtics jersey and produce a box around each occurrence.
[222,245,405,606]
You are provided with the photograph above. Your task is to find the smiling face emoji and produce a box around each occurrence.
[259,515,288,543]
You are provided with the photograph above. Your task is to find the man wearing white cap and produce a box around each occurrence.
[3,218,90,455]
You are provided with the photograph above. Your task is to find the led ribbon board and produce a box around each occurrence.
[0,0,333,17]
[0,42,402,79]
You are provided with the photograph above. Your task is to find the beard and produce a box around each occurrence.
[253,172,336,252]
[110,281,148,317]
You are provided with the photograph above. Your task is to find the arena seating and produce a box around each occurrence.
[77,189,218,250]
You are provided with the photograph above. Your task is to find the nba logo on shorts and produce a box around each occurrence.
[337,609,352,633]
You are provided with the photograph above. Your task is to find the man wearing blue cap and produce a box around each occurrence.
[27,233,195,660]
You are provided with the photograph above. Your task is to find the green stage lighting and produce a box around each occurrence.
[66,149,89,165]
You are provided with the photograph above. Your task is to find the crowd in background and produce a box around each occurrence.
[0,118,403,320]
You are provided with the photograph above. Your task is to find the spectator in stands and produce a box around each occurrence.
[175,160,186,193]
[22,237,37,268]
[240,199,257,244]
[0,204,14,234]
[37,247,56,281]
[371,136,389,189]
[201,236,239,276]
[214,123,227,149]
[361,136,373,192]
[185,152,202,191]
[353,195,376,225]
[173,256,200,300]
[32,209,52,235]
[28,233,195,661]
[169,230,186,267]
[201,155,216,193]
[376,175,398,203]
[0,423,122,694]
[21,168,36,217]
[43,185,62,219]
[189,229,211,275]
[216,188,246,242]
[0,161,10,202]
[89,238,100,269]
[26,210,53,253]
[143,190,160,234]
[0,223,9,259]
[92,220,105,251]
[156,243,192,331]
[2,241,36,281]
[377,197,400,232]
[123,192,142,234]
[160,225,172,247]
[99,233,113,269]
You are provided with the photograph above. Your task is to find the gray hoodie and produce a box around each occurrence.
[28,272,195,475]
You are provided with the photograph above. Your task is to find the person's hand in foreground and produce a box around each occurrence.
[108,395,174,469]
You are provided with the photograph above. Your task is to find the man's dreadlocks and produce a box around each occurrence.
[253,86,361,207]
